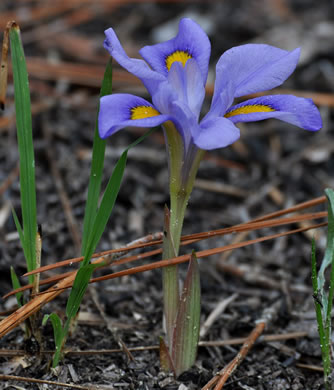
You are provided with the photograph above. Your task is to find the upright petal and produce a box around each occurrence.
[194,117,240,150]
[104,28,164,95]
[99,94,171,139]
[166,59,205,119]
[225,94,322,131]
[152,80,198,150]
[169,100,199,150]
[139,18,211,84]
[212,44,300,110]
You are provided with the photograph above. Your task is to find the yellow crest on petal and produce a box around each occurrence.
[225,104,275,118]
[166,50,192,71]
[131,105,160,120]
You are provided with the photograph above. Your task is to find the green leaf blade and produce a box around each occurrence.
[82,127,156,266]
[10,266,23,307]
[43,313,63,348]
[318,189,334,289]
[172,252,201,377]
[11,207,24,249]
[81,59,113,255]
[65,264,96,319]
[43,313,65,367]
[9,25,37,275]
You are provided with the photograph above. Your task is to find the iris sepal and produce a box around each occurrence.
[225,94,322,131]
[99,94,171,139]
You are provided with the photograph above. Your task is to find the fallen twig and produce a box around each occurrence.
[202,301,282,389]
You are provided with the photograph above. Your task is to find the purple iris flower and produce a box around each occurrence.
[98,20,322,373]
[98,18,322,152]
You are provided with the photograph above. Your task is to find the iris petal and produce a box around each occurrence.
[139,18,211,84]
[211,44,300,111]
[98,94,171,139]
[225,94,322,131]
[194,117,240,150]
[152,81,198,150]
[104,28,164,95]
[170,100,199,149]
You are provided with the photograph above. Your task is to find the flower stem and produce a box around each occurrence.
[162,190,188,347]
[162,121,204,353]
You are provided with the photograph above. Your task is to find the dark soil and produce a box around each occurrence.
[1,1,334,389]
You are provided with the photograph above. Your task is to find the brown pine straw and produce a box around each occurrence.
[202,321,266,390]
[202,301,282,390]
[0,195,327,338]
[4,211,327,299]
[0,374,93,390]
[80,221,326,287]
[0,221,326,338]
[23,202,327,278]
[0,255,106,338]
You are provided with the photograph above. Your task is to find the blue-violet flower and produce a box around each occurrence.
[98,19,323,375]
[99,18,322,154]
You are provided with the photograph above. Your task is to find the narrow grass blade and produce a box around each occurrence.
[81,127,156,266]
[50,129,155,365]
[10,267,23,307]
[42,313,63,348]
[11,207,24,249]
[324,189,334,387]
[66,264,97,319]
[324,189,334,317]
[313,189,334,387]
[43,313,64,367]
[47,264,98,367]
[9,23,37,277]
[81,59,113,255]
[311,239,327,360]
[172,252,201,377]
[318,189,334,304]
